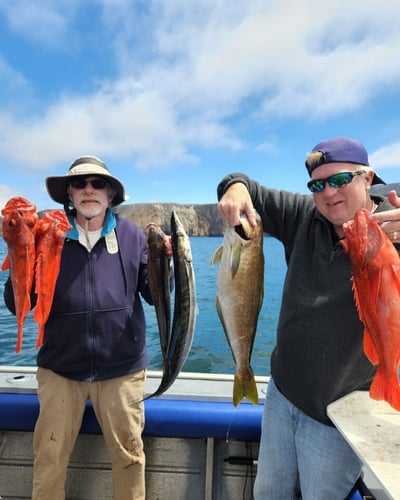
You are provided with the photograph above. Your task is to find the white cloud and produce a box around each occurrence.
[0,184,23,211]
[0,1,76,47]
[370,143,400,169]
[1,0,400,171]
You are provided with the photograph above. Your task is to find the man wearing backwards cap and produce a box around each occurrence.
[4,155,172,500]
[216,137,400,499]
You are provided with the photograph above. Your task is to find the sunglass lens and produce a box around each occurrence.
[92,179,107,189]
[307,179,324,193]
[71,178,87,189]
[329,173,352,188]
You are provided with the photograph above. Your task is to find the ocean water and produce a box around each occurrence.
[0,237,286,376]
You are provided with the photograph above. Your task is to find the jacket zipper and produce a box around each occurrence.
[87,251,96,381]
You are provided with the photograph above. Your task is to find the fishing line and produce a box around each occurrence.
[225,404,238,442]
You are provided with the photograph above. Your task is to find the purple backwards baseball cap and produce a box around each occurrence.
[305,137,385,185]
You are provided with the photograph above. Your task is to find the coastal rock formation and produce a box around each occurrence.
[115,203,225,236]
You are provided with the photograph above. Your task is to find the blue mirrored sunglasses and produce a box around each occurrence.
[307,170,366,193]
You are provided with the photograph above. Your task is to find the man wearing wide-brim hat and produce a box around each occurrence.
[5,154,169,500]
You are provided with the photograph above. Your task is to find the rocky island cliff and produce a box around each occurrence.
[115,203,225,236]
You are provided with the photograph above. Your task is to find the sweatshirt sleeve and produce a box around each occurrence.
[217,172,253,201]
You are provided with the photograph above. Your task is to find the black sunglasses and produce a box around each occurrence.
[69,177,108,190]
[307,170,366,193]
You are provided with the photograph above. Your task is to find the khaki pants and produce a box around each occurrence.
[32,367,146,500]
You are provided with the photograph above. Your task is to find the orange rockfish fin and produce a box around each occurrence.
[1,254,9,271]
[351,279,365,324]
[369,265,383,309]
[363,327,380,365]
[391,263,400,287]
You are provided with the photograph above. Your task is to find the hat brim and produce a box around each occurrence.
[46,174,125,207]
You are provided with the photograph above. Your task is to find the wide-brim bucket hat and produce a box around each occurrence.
[46,155,126,206]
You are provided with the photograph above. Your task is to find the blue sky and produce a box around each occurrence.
[1,0,400,211]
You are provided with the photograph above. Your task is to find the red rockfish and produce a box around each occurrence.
[1,197,39,352]
[341,208,400,411]
[34,210,71,348]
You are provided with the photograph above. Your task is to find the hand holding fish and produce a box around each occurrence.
[218,182,258,228]
[370,190,400,243]
[163,235,173,257]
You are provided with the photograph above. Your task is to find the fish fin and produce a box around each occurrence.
[15,323,23,353]
[363,328,380,365]
[369,266,383,309]
[233,368,258,407]
[1,254,9,271]
[230,243,242,278]
[210,245,223,265]
[390,263,400,288]
[369,368,400,411]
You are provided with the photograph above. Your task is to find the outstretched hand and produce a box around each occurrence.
[370,190,400,243]
[217,183,258,228]
[163,236,173,257]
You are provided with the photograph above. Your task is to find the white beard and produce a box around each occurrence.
[78,200,103,220]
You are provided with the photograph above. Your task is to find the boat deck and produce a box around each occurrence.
[328,392,400,500]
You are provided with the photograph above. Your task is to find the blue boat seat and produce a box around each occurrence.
[0,392,263,441]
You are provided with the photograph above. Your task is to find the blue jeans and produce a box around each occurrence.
[254,378,362,500]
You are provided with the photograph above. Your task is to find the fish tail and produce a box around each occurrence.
[1,254,9,271]
[233,369,259,407]
[15,324,23,353]
[369,368,400,411]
